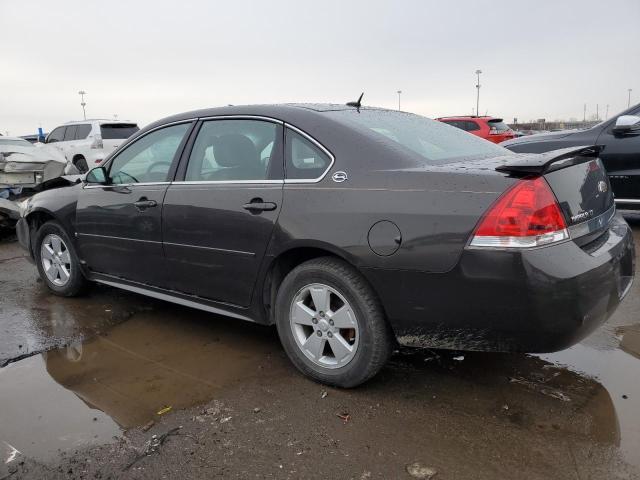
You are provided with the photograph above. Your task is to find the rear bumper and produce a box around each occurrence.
[363,213,635,352]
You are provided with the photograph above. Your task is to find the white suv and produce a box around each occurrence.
[45,120,139,173]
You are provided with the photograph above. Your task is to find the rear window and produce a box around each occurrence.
[327,109,507,164]
[487,119,511,132]
[100,123,140,139]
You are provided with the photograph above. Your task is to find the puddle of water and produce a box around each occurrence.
[0,311,283,462]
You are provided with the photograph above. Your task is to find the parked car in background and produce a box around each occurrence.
[17,104,635,387]
[437,116,516,143]
[45,120,140,173]
[503,103,640,210]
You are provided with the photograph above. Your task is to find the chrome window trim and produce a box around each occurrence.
[170,180,284,186]
[615,198,640,205]
[83,181,171,189]
[284,123,335,184]
[98,119,197,175]
[197,115,284,125]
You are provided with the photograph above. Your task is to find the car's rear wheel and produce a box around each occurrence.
[275,257,393,388]
[73,156,89,173]
[34,221,87,297]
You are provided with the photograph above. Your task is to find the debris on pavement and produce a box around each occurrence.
[253,407,261,413]
[321,390,328,398]
[125,426,182,470]
[336,412,351,424]
[452,355,464,361]
[406,462,438,479]
[141,420,155,432]
[509,376,571,402]
[156,406,172,416]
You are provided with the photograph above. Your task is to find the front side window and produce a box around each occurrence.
[108,123,190,184]
[285,129,331,180]
[47,127,65,143]
[185,119,280,181]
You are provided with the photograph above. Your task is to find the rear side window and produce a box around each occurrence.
[75,124,91,139]
[465,121,480,131]
[441,120,463,130]
[63,125,77,141]
[185,119,281,181]
[47,126,65,143]
[285,129,331,180]
[487,119,510,132]
[100,123,140,139]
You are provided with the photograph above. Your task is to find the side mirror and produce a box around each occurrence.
[85,166,108,184]
[613,115,640,134]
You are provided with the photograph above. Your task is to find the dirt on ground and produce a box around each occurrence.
[1,220,639,479]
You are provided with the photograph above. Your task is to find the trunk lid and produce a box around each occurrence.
[496,146,615,240]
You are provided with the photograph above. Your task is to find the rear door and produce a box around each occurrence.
[162,118,284,307]
[596,107,640,205]
[76,122,192,285]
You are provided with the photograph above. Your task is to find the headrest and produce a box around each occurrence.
[213,134,258,168]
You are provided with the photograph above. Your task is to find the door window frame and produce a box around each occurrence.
[84,120,196,189]
[173,116,287,184]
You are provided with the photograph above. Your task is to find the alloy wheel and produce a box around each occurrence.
[289,283,359,369]
[40,233,72,287]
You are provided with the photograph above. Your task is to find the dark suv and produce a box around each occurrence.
[17,104,635,387]
[503,103,640,209]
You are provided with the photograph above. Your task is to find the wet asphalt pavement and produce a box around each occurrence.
[1,219,639,479]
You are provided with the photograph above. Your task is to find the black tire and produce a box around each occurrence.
[73,156,89,173]
[34,221,87,297]
[275,256,393,388]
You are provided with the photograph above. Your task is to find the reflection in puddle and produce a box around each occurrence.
[541,336,640,467]
[0,311,283,462]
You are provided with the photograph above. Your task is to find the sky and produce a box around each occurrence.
[1,0,639,135]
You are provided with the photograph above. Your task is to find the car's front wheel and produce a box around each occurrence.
[275,257,393,388]
[34,221,87,297]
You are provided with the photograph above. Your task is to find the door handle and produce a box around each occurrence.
[243,199,277,213]
[133,198,158,211]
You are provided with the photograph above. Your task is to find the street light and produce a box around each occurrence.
[397,90,402,111]
[606,104,610,120]
[78,90,87,120]
[629,88,633,108]
[475,69,482,117]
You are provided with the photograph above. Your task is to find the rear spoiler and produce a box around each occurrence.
[496,145,602,176]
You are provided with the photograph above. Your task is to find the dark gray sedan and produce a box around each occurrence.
[16,104,635,387]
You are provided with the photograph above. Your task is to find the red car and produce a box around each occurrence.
[437,116,516,144]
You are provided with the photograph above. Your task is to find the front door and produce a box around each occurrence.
[76,122,192,285]
[598,107,640,204]
[162,118,284,307]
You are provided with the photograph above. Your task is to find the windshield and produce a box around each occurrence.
[326,109,508,164]
[0,138,33,148]
[100,123,140,139]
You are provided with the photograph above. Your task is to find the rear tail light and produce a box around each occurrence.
[469,177,569,248]
[90,134,103,149]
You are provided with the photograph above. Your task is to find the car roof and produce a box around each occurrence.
[60,119,138,125]
[0,136,31,142]
[437,116,500,121]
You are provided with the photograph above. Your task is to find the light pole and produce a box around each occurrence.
[583,103,586,122]
[629,89,633,108]
[606,104,609,120]
[596,104,599,121]
[397,90,402,111]
[475,69,482,117]
[78,90,87,120]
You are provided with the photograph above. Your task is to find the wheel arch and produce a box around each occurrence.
[24,208,62,258]
[260,243,385,327]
